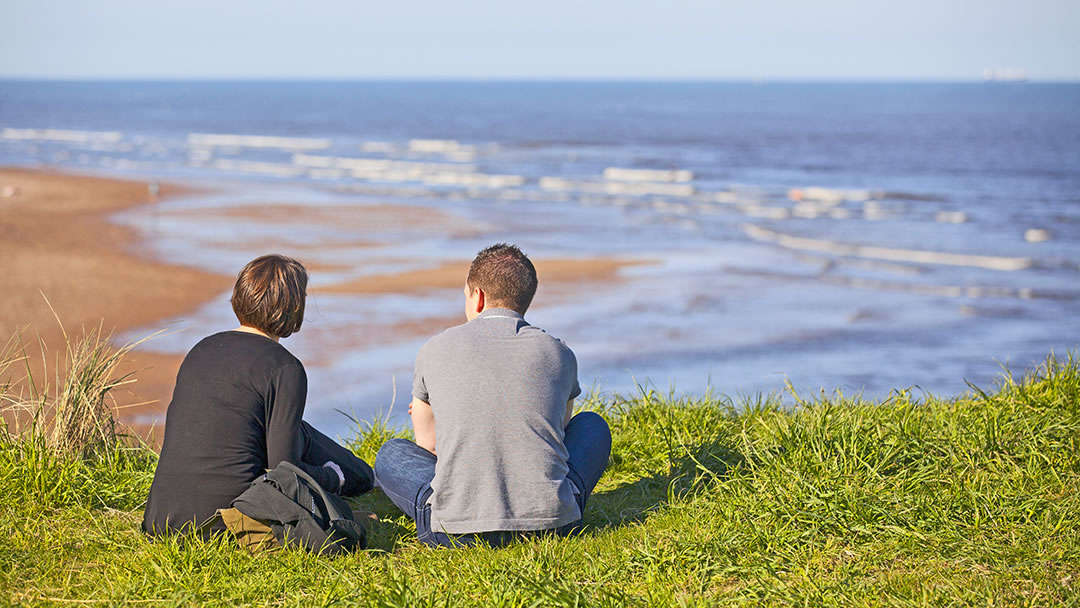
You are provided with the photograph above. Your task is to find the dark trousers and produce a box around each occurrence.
[300,422,374,496]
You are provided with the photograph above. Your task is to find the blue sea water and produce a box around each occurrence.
[1,81,1078,429]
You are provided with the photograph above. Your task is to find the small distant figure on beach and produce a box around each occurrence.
[375,243,612,548]
[147,180,159,199]
[142,254,375,539]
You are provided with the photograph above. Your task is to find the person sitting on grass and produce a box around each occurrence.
[374,243,612,547]
[142,254,374,539]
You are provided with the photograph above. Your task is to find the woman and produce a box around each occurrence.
[143,254,374,539]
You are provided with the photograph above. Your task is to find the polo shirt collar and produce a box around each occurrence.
[476,307,524,321]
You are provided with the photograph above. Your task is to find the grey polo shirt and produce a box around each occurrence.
[413,307,583,534]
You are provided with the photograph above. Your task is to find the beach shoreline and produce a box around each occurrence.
[1,167,650,438]
[0,168,233,436]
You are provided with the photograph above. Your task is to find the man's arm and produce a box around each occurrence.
[410,397,436,455]
[564,399,574,429]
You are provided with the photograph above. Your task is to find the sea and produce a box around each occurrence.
[1,81,1078,429]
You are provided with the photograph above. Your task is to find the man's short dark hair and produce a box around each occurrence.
[231,254,308,338]
[467,244,537,314]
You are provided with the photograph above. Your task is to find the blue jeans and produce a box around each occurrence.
[374,411,612,548]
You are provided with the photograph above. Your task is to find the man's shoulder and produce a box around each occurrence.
[422,321,470,345]
[529,330,574,358]
[417,317,576,358]
[416,321,472,359]
[525,325,575,354]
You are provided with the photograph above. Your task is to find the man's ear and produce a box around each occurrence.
[475,287,486,313]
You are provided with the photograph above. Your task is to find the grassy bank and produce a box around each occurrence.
[1,333,1078,606]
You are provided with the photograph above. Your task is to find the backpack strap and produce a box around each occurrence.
[277,461,350,523]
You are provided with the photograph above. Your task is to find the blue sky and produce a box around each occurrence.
[2,0,1078,80]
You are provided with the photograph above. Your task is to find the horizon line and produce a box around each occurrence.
[2,75,1078,84]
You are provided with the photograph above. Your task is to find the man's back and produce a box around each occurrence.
[413,308,582,534]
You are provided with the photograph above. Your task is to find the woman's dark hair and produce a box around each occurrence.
[231,254,308,338]
[466,243,537,314]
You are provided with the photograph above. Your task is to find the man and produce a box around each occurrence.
[375,243,611,547]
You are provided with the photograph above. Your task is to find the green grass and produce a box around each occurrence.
[2,336,1078,606]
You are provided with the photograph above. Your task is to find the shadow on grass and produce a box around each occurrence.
[583,436,745,531]
[350,432,747,551]
[346,489,417,553]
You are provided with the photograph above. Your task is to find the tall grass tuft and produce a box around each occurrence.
[0,317,158,510]
[1,319,151,459]
[0,334,27,415]
[48,323,147,458]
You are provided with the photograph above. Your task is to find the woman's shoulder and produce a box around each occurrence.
[188,331,303,369]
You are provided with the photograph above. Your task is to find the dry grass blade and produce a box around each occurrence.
[48,322,129,457]
[38,294,159,457]
[0,332,28,411]
[1,295,163,458]
[0,330,38,437]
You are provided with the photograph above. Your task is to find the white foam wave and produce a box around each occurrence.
[2,128,123,143]
[539,177,694,197]
[935,211,969,224]
[740,206,791,220]
[742,224,1032,271]
[1024,228,1052,243]
[293,153,476,175]
[789,187,881,204]
[292,154,520,187]
[409,139,465,153]
[188,133,331,151]
[833,277,1040,299]
[603,167,693,183]
[711,192,741,204]
[421,173,525,188]
[408,139,477,160]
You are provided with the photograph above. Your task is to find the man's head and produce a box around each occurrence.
[231,254,308,338]
[464,243,537,319]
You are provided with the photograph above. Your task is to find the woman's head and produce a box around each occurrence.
[231,254,308,338]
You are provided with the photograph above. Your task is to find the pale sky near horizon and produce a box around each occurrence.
[2,0,1078,81]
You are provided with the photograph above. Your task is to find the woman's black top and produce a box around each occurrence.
[142,331,337,538]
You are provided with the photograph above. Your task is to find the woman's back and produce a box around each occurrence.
[142,330,307,538]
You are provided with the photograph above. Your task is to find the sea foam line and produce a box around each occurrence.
[742,224,1032,271]
[603,167,694,183]
[539,177,694,197]
[188,133,331,151]
[1,128,123,143]
[292,153,476,174]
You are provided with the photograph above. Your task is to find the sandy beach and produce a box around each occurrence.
[0,169,232,430]
[0,168,648,437]
[317,258,643,295]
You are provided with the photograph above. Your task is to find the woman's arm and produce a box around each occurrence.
[266,362,341,491]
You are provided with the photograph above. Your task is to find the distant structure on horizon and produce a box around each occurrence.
[982,67,1028,82]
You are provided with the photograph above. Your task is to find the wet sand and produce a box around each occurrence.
[316,258,646,295]
[164,202,468,232]
[2,168,648,438]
